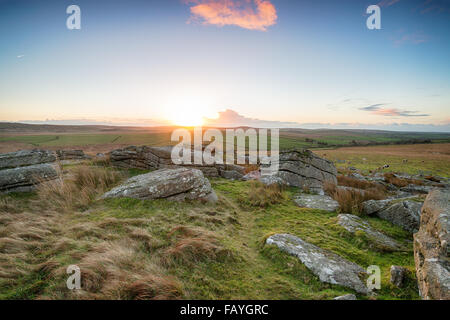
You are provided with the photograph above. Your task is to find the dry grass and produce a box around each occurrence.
[122,275,182,300]
[164,226,232,266]
[337,175,386,193]
[35,165,123,211]
[0,197,23,214]
[39,239,183,300]
[247,181,286,208]
[425,175,440,183]
[324,181,386,215]
[90,154,111,167]
[383,173,423,188]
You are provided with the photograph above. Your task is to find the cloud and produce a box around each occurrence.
[359,104,430,117]
[6,109,448,132]
[416,0,450,15]
[392,30,429,46]
[377,0,401,7]
[16,118,170,127]
[185,0,277,31]
[203,109,300,127]
[359,104,387,111]
[16,55,25,59]
[204,109,448,132]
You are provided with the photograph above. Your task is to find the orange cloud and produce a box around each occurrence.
[185,0,277,31]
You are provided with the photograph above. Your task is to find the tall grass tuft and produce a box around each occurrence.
[36,165,123,211]
[247,181,286,208]
[324,180,386,215]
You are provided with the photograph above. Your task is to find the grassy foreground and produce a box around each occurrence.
[0,164,419,300]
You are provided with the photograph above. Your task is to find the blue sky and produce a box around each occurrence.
[0,0,449,131]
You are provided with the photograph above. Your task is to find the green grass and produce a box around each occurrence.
[0,171,420,300]
[0,133,173,147]
[1,130,448,150]
[321,152,450,177]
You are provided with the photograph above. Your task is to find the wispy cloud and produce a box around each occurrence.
[185,0,277,31]
[16,55,25,59]
[203,109,299,127]
[360,104,387,111]
[377,0,401,7]
[359,104,430,117]
[392,30,429,46]
[415,0,450,15]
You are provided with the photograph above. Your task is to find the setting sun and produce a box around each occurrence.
[164,92,217,127]
[169,109,205,127]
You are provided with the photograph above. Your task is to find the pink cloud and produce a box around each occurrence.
[185,0,277,31]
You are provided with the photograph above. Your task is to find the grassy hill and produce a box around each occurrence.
[0,164,419,300]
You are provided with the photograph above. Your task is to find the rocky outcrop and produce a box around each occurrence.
[294,194,339,212]
[101,168,217,203]
[0,164,59,193]
[0,150,56,170]
[109,146,244,179]
[266,234,368,294]
[414,189,450,300]
[109,146,165,170]
[362,199,423,233]
[262,149,337,194]
[400,184,434,195]
[390,266,408,287]
[337,214,401,251]
[56,149,88,160]
[242,170,261,181]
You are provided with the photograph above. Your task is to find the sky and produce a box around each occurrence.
[0,0,449,131]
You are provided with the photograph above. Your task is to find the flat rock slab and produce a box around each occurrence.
[0,163,59,193]
[0,149,56,170]
[363,198,423,233]
[337,214,401,251]
[101,168,217,203]
[109,145,244,179]
[261,149,337,192]
[294,194,339,212]
[266,234,368,294]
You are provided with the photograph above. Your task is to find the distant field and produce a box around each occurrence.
[0,124,449,177]
[0,125,449,154]
[315,143,450,177]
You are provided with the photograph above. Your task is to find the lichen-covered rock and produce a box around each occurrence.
[101,168,217,203]
[266,234,368,294]
[294,194,339,212]
[109,146,160,170]
[0,164,59,193]
[362,198,423,233]
[56,149,88,160]
[414,189,450,300]
[0,150,56,170]
[338,214,401,251]
[242,170,261,181]
[109,145,245,180]
[390,266,408,287]
[401,184,435,195]
[262,149,337,193]
[259,175,285,186]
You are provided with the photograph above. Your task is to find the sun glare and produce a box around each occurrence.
[170,110,204,127]
[164,93,216,127]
